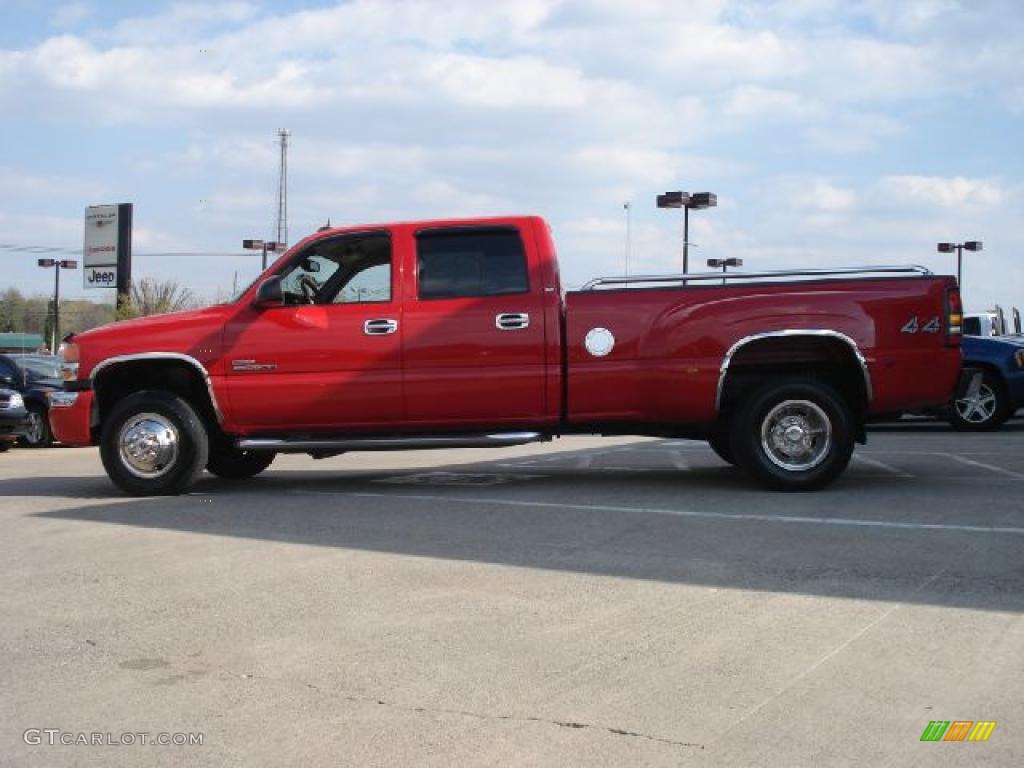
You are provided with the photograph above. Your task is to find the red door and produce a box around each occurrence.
[399,224,549,428]
[223,231,404,431]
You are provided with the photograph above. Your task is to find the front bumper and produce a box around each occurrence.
[0,407,29,440]
[47,390,95,446]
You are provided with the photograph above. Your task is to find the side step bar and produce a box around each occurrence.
[236,432,547,454]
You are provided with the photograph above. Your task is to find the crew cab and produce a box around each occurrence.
[49,216,963,495]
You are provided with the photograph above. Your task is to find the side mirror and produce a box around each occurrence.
[252,276,284,309]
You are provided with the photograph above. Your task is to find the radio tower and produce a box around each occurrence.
[274,129,289,247]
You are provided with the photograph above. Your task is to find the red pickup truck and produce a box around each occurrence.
[49,215,963,495]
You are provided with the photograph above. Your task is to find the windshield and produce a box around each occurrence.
[11,355,61,380]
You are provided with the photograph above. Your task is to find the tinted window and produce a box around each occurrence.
[417,229,529,300]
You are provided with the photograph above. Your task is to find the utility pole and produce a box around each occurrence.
[623,202,632,275]
[275,129,290,249]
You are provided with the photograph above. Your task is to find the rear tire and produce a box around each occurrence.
[706,428,735,465]
[949,371,1011,431]
[100,390,209,496]
[731,378,855,491]
[206,445,275,479]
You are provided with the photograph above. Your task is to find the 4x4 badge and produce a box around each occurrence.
[901,316,941,334]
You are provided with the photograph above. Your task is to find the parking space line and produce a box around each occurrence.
[852,454,912,478]
[945,454,1024,480]
[669,451,690,471]
[291,491,1024,536]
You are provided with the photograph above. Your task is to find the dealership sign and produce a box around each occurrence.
[83,203,132,291]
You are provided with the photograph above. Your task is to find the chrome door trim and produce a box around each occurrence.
[364,318,399,335]
[495,313,530,330]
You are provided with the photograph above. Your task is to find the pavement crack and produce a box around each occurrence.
[301,683,703,749]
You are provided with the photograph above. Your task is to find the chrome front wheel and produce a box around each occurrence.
[117,412,180,479]
[949,372,1010,432]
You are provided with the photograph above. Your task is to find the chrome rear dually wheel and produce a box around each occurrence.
[732,378,854,491]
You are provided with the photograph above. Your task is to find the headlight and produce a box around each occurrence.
[3,392,24,409]
[57,341,80,381]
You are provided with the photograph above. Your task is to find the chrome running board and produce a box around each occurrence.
[236,432,546,453]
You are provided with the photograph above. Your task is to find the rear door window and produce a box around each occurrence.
[416,228,529,300]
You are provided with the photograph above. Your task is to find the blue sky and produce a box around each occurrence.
[1,0,1023,312]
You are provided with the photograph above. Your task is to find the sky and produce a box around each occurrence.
[1,0,1023,313]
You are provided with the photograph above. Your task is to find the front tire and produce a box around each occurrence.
[100,390,209,496]
[949,372,1011,431]
[731,378,855,491]
[21,403,53,447]
[206,445,275,479]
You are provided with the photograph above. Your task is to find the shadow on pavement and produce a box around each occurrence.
[15,441,1024,615]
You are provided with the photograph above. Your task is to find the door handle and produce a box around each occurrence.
[364,318,398,335]
[496,313,530,330]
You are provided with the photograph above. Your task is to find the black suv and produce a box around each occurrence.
[0,354,63,447]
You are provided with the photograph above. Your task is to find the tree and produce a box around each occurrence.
[118,278,197,319]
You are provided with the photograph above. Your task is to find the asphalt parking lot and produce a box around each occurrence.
[1,420,1022,767]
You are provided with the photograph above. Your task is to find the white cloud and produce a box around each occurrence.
[879,176,1005,208]
[425,54,589,109]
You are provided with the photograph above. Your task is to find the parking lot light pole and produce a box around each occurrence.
[937,240,982,291]
[37,258,78,352]
[243,239,286,271]
[658,190,718,273]
[707,257,743,286]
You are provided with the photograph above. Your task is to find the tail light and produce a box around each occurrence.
[946,284,962,346]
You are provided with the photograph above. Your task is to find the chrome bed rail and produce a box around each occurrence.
[579,265,934,291]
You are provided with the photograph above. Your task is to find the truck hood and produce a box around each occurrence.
[73,304,237,374]
[963,334,1024,351]
[75,304,234,343]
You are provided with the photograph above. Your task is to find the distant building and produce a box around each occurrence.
[0,333,45,353]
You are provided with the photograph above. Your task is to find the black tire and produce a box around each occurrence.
[20,402,53,448]
[206,445,275,479]
[0,440,12,453]
[99,390,209,496]
[948,371,1011,432]
[706,427,735,465]
[731,378,855,491]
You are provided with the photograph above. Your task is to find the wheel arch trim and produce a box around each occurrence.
[716,329,873,412]
[90,353,224,424]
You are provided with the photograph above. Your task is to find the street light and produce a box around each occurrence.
[243,239,286,270]
[623,202,632,276]
[657,190,717,273]
[707,257,743,273]
[937,240,981,291]
[37,258,78,352]
[708,257,743,286]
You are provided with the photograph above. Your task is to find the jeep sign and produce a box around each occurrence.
[84,266,117,286]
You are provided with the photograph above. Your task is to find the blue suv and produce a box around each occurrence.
[950,334,1024,430]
